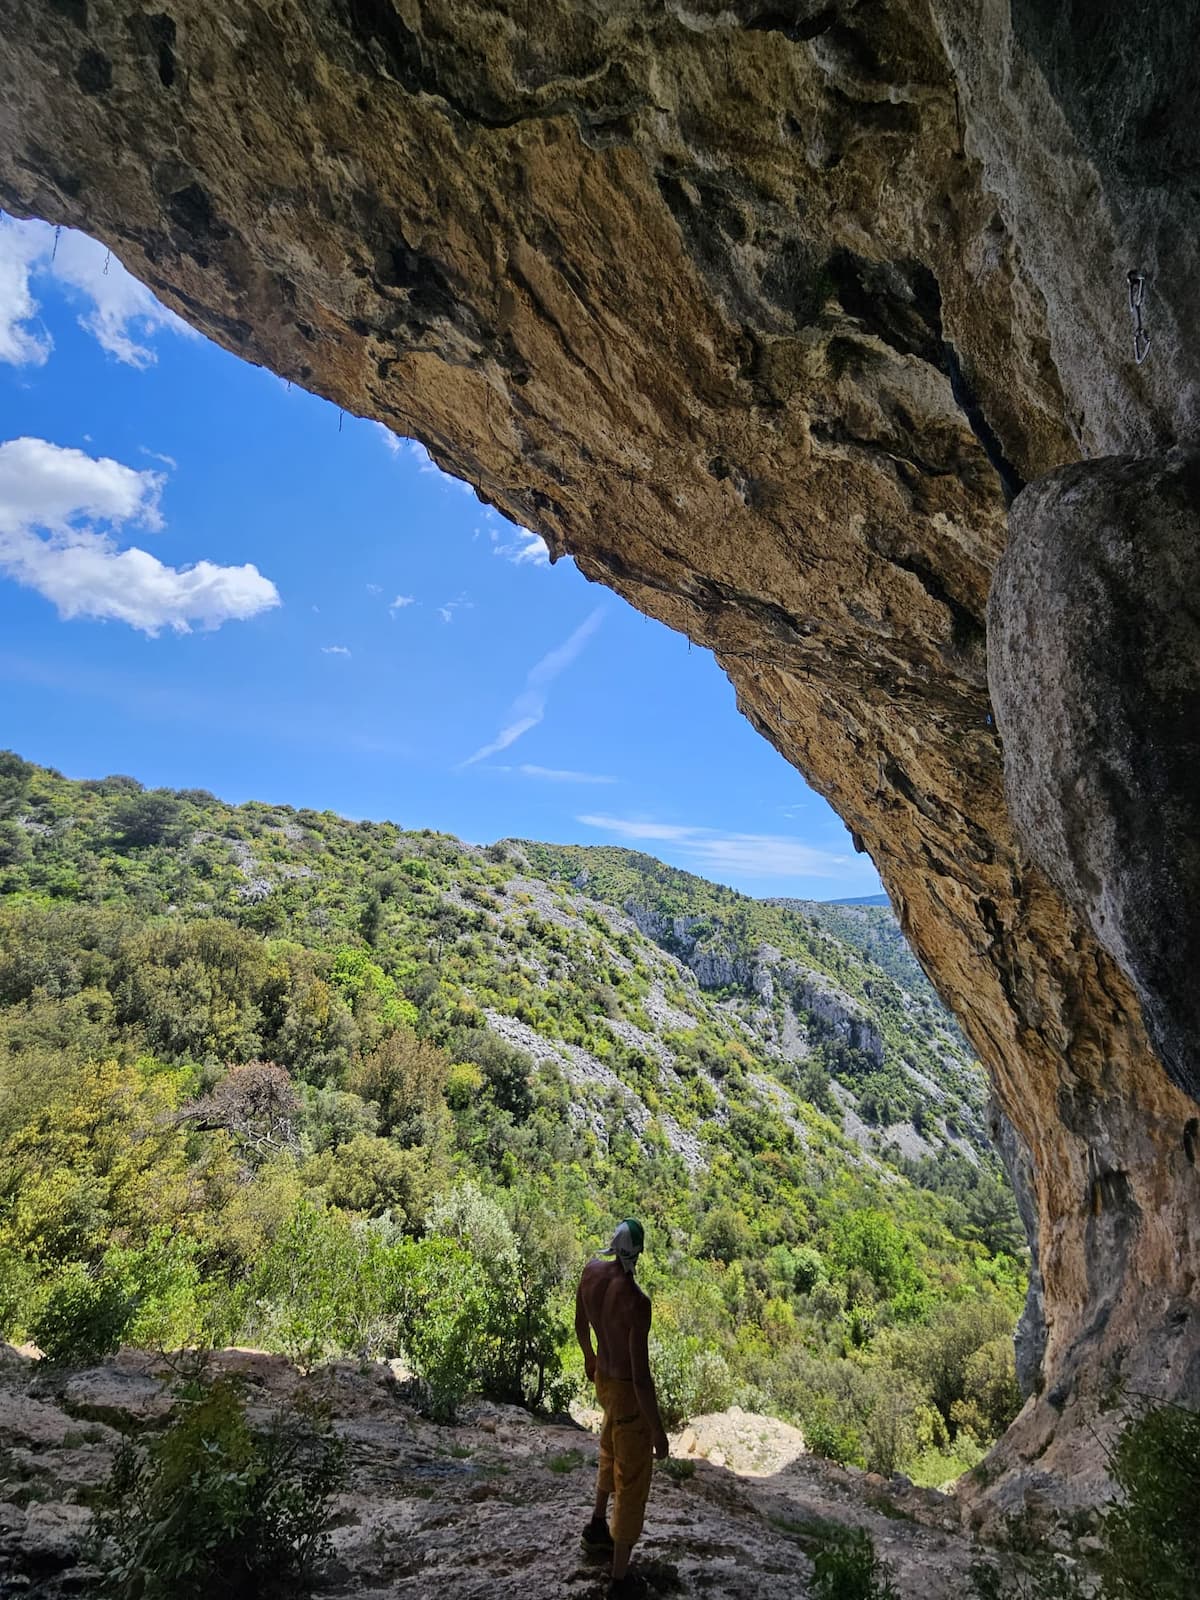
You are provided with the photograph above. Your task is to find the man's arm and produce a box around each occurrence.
[575,1279,596,1381]
[628,1296,669,1458]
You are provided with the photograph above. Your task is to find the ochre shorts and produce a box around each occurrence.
[595,1371,653,1544]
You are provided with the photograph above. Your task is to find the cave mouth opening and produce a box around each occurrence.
[0,208,1035,1492]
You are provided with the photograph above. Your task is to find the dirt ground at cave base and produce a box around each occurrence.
[0,1346,1022,1597]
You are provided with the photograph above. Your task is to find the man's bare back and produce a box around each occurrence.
[577,1257,648,1381]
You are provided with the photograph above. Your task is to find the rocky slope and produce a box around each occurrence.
[0,1346,1007,1599]
[1,1,1197,1490]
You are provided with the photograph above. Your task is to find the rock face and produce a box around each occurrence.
[990,450,1200,1105]
[986,1098,1046,1399]
[2,0,1198,1489]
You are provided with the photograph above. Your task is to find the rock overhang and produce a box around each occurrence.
[2,0,1198,1499]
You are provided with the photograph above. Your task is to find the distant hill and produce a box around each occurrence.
[823,893,890,907]
[0,758,995,1177]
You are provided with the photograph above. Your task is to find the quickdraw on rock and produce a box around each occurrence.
[1127,270,1151,365]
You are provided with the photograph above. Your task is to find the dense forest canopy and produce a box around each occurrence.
[0,753,1025,1482]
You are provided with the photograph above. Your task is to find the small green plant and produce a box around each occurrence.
[659,1456,696,1482]
[546,1448,584,1473]
[810,1527,899,1600]
[90,1379,346,1599]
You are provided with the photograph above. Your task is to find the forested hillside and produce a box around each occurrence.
[0,753,1026,1484]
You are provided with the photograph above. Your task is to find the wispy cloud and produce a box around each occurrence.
[389,593,415,613]
[139,447,178,471]
[321,644,351,657]
[0,436,279,634]
[577,814,871,882]
[489,762,616,783]
[437,593,472,624]
[365,582,382,595]
[461,607,604,767]
[516,764,616,784]
[0,215,193,368]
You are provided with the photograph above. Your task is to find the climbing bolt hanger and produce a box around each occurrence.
[1127,270,1151,365]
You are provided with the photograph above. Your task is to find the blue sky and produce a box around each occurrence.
[0,213,882,901]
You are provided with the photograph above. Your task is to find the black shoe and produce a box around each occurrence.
[607,1575,647,1599]
[581,1517,615,1557]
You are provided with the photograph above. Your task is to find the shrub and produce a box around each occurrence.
[803,1401,862,1468]
[650,1328,733,1428]
[251,1202,393,1366]
[305,1133,433,1228]
[810,1527,899,1600]
[389,1237,490,1420]
[1098,1401,1200,1600]
[884,1297,1017,1434]
[346,1028,449,1143]
[968,1554,1093,1599]
[952,1336,1022,1440]
[183,1062,300,1166]
[108,791,183,850]
[792,1245,825,1293]
[30,1261,137,1365]
[91,1380,345,1599]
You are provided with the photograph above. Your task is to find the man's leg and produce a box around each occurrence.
[583,1379,617,1556]
[595,1394,615,1518]
[609,1411,653,1583]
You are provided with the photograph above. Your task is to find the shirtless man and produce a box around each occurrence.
[575,1218,669,1595]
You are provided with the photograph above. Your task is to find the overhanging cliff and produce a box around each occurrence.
[2,0,1197,1494]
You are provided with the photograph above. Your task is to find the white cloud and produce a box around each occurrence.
[0,434,163,532]
[0,215,193,368]
[405,439,439,473]
[460,607,604,767]
[140,447,178,470]
[365,582,382,595]
[0,436,280,634]
[372,422,402,455]
[389,593,415,613]
[0,220,51,365]
[516,764,617,784]
[322,644,351,657]
[577,814,871,881]
[495,526,550,567]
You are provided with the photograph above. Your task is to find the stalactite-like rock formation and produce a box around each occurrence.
[2,1,1197,1499]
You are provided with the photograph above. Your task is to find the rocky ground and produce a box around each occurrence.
[0,1346,998,1599]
